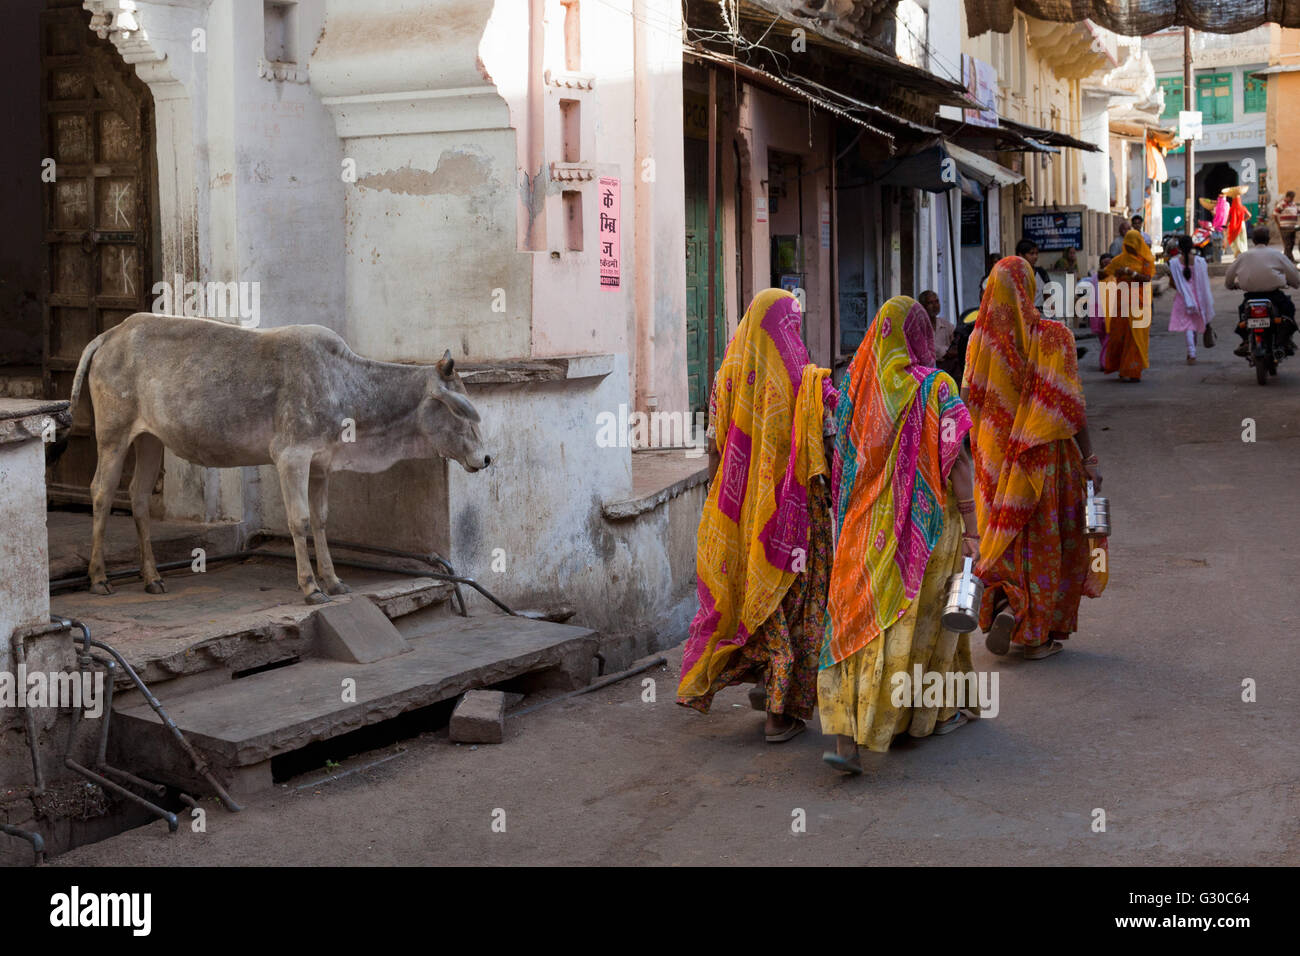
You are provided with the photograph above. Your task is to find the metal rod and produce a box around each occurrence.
[65,759,177,832]
[0,824,44,865]
[509,656,667,719]
[1184,26,1195,237]
[54,617,243,813]
[9,629,44,795]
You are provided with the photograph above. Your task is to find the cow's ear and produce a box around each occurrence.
[437,349,455,378]
[436,387,480,423]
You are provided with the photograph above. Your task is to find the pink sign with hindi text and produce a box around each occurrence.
[599,177,621,289]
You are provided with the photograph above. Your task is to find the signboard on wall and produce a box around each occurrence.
[1022,210,1084,251]
[962,54,998,128]
[1178,110,1202,141]
[599,177,621,289]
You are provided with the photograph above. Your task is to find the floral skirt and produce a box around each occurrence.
[677,479,831,721]
[976,439,1107,647]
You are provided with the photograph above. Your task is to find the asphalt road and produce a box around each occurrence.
[57,280,1299,866]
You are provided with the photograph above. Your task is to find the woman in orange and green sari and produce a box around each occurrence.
[1100,229,1156,382]
[818,297,980,774]
[964,257,1108,661]
[677,289,837,744]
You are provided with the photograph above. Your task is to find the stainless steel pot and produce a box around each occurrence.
[941,556,985,633]
[1085,479,1110,537]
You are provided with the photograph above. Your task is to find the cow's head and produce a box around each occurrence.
[421,351,491,472]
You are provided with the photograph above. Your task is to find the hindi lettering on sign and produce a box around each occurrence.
[599,176,621,290]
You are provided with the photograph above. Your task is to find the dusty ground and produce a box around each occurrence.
[56,282,1300,866]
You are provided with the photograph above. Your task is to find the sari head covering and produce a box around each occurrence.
[962,257,1087,573]
[678,289,837,700]
[1212,195,1229,232]
[1226,195,1251,245]
[821,296,970,668]
[1102,229,1156,282]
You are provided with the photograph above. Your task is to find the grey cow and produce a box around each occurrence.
[67,313,490,603]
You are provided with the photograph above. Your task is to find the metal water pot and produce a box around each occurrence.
[1085,480,1110,537]
[941,556,985,633]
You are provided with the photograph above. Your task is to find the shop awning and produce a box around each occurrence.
[1252,64,1300,77]
[684,46,897,149]
[945,142,1026,188]
[863,144,984,199]
[998,116,1101,153]
[936,116,1059,154]
[965,1,1300,37]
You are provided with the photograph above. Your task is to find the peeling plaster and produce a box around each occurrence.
[357,150,493,196]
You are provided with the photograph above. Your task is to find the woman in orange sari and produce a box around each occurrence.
[677,289,837,743]
[964,258,1108,660]
[818,297,980,774]
[1100,229,1156,382]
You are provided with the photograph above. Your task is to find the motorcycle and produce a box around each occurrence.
[1236,295,1290,385]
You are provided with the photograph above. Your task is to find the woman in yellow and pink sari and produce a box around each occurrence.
[677,289,837,743]
[818,297,980,774]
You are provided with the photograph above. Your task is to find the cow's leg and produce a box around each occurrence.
[309,469,349,595]
[87,432,133,595]
[130,433,166,594]
[275,450,329,604]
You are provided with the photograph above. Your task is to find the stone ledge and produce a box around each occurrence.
[0,399,70,446]
[458,354,614,387]
[603,449,709,520]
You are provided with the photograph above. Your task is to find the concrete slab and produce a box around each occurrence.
[316,598,411,663]
[50,558,453,684]
[449,690,506,744]
[46,510,240,581]
[110,613,598,792]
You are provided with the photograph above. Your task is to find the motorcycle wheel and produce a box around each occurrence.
[1257,361,1270,385]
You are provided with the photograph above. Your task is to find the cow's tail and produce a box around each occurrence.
[46,330,109,468]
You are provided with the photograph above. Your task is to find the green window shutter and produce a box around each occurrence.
[1243,72,1266,113]
[1197,73,1232,125]
[1158,77,1183,120]
[1161,179,1171,205]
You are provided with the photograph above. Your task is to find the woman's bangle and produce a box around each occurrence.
[1083,454,1099,466]
[957,499,975,514]
[962,532,981,540]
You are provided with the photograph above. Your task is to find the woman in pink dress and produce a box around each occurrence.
[1167,234,1215,365]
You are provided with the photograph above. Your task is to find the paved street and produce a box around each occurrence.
[57,281,1299,866]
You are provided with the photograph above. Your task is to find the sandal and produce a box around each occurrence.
[985,604,1015,656]
[822,751,863,775]
[933,711,970,736]
[1024,640,1064,661]
[765,717,806,743]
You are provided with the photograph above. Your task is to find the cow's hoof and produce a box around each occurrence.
[89,580,113,596]
[145,579,167,595]
[305,589,331,605]
[324,581,351,595]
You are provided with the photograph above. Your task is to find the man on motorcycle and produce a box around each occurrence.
[1225,227,1300,356]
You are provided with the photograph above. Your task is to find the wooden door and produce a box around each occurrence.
[41,0,154,505]
[684,137,725,415]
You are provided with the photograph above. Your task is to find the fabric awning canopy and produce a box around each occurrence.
[998,116,1100,153]
[945,142,1026,188]
[936,116,1061,154]
[965,1,1300,37]
[863,145,984,199]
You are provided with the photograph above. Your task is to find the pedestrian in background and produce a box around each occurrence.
[818,296,979,773]
[1080,252,1113,368]
[677,289,837,743]
[919,289,954,360]
[1225,192,1252,258]
[1273,190,1299,262]
[963,257,1108,661]
[1100,229,1156,382]
[1166,235,1216,365]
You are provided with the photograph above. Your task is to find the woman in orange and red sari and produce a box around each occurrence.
[677,289,837,743]
[964,257,1108,661]
[1099,229,1156,382]
[818,296,981,774]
